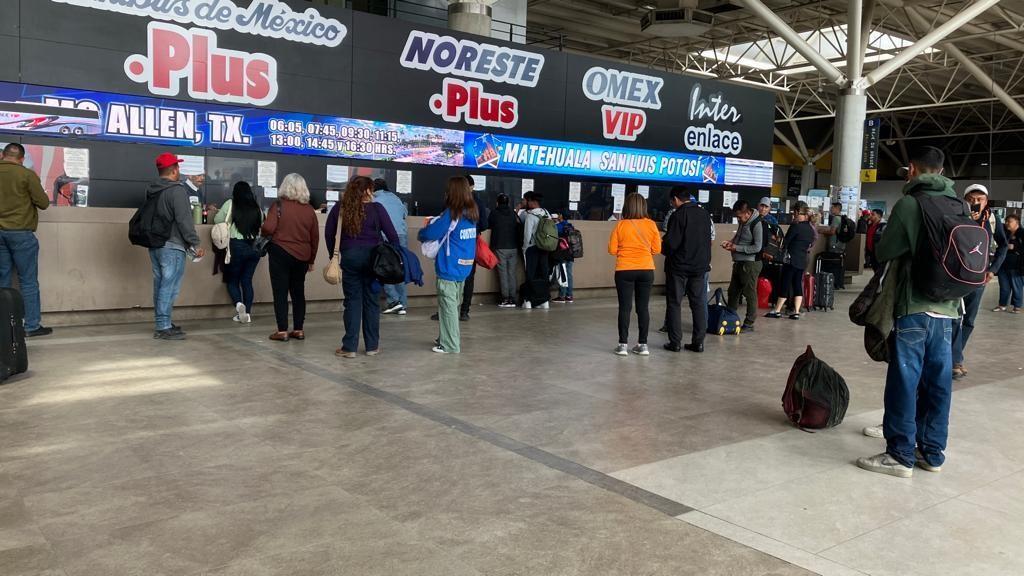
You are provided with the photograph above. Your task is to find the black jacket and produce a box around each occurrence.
[488,206,519,250]
[662,202,712,276]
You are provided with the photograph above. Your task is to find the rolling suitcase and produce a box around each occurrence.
[818,252,845,289]
[801,272,815,313]
[813,259,835,311]
[0,288,28,383]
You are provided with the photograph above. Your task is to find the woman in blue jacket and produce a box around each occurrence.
[419,176,479,353]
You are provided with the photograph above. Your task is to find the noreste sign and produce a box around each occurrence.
[49,0,348,47]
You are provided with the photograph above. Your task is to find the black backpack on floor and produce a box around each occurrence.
[912,192,990,301]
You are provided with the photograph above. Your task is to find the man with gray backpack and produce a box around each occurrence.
[520,192,556,309]
[857,146,986,478]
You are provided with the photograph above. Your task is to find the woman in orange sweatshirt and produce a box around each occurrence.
[607,193,662,356]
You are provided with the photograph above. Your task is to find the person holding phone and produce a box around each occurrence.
[950,184,1007,380]
[994,214,1023,313]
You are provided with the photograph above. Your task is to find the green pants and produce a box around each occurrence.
[727,260,762,326]
[437,278,464,353]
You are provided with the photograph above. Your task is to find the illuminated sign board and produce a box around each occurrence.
[0,81,771,187]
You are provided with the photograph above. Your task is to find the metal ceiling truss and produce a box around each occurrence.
[525,0,1024,143]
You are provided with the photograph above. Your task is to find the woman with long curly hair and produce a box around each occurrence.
[325,176,399,358]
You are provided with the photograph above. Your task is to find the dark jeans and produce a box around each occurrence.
[224,239,260,313]
[951,284,983,365]
[727,260,762,326]
[340,246,380,353]
[267,243,307,332]
[666,272,707,347]
[997,269,1023,308]
[0,230,42,331]
[523,247,550,306]
[615,269,654,344]
[883,313,953,468]
[460,264,477,315]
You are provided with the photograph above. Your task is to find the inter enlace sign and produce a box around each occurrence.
[50,0,348,47]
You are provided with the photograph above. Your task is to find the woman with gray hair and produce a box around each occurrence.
[260,173,319,342]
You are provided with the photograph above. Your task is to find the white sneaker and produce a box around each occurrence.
[235,302,251,324]
[232,314,240,322]
[632,344,650,356]
[614,344,629,356]
[383,302,403,314]
[397,308,407,315]
[857,453,913,478]
[915,449,943,473]
[539,301,550,309]
[863,425,884,439]
[432,346,449,354]
[523,301,532,309]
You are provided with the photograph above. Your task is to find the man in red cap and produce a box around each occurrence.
[147,153,204,340]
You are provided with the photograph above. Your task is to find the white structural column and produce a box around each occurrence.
[829,0,869,209]
[905,6,1024,123]
[448,0,493,37]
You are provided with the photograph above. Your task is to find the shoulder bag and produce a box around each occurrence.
[323,206,343,285]
[254,202,280,258]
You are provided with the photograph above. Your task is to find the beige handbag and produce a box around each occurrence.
[323,210,343,285]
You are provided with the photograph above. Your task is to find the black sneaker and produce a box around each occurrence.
[383,302,403,314]
[153,329,186,341]
[740,323,755,333]
[684,342,705,353]
[430,313,439,321]
[459,312,470,322]
[26,326,53,338]
[170,324,185,334]
[663,342,681,352]
[657,325,669,333]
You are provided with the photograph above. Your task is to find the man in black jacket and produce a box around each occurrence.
[488,193,520,307]
[662,186,712,352]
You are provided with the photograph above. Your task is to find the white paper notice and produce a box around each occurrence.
[638,185,649,199]
[569,182,581,202]
[611,183,626,197]
[396,170,413,194]
[722,191,733,207]
[188,195,200,205]
[62,148,90,178]
[257,161,277,188]
[75,184,88,207]
[472,175,486,191]
[264,187,278,199]
[326,165,349,184]
[178,155,205,176]
[569,202,578,211]
[325,190,340,202]
[698,189,710,203]
[521,178,534,195]
[613,193,625,213]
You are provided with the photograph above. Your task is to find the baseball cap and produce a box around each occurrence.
[155,152,183,170]
[964,184,989,197]
[758,196,772,207]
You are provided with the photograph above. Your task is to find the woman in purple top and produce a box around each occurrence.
[325,176,399,358]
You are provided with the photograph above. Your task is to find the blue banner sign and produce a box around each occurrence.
[0,81,771,187]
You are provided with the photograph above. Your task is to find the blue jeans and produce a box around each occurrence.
[149,247,186,331]
[997,269,1023,308]
[883,313,953,468]
[225,239,261,313]
[558,260,574,297]
[341,246,380,352]
[0,231,42,331]
[951,285,983,365]
[383,235,407,307]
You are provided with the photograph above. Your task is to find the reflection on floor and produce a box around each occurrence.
[2,286,1022,576]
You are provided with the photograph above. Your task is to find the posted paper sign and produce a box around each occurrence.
[264,187,278,199]
[326,165,349,184]
[257,161,277,188]
[638,185,649,199]
[472,175,486,191]
[521,178,534,195]
[396,170,413,194]
[326,190,340,202]
[62,148,90,178]
[613,193,625,213]
[723,191,737,207]
[178,155,205,176]
[569,182,581,202]
[611,183,626,197]
[569,201,578,211]
[698,189,710,203]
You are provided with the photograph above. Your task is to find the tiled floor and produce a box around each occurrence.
[1,284,1022,575]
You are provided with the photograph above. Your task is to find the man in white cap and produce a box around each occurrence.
[756,197,778,225]
[950,183,1007,379]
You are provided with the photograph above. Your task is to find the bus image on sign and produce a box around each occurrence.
[0,101,101,136]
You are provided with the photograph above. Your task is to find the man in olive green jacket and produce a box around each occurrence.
[0,143,51,337]
[857,146,959,479]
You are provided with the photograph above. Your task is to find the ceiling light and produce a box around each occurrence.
[641,3,657,9]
